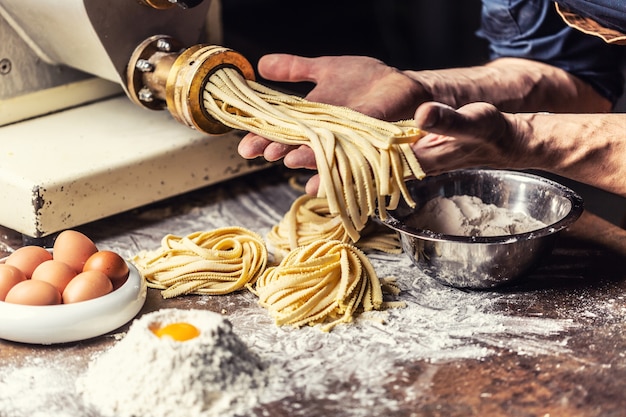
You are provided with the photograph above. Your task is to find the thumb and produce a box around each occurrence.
[414,102,506,140]
[414,102,456,132]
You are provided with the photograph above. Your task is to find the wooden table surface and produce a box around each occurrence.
[1,166,625,417]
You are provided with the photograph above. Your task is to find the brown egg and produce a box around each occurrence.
[31,260,77,294]
[0,264,27,301]
[53,230,98,273]
[4,246,53,279]
[5,279,62,305]
[83,251,130,289]
[62,270,113,304]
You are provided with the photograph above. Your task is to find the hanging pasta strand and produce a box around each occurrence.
[203,67,426,242]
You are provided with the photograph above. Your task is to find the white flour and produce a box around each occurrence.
[0,358,84,417]
[407,195,547,236]
[0,263,579,417]
[0,185,585,417]
[76,309,266,417]
[83,190,581,415]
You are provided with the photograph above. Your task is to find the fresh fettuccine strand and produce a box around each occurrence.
[251,239,387,332]
[132,227,267,299]
[267,194,402,257]
[203,68,426,242]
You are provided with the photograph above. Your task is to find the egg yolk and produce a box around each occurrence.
[151,322,200,342]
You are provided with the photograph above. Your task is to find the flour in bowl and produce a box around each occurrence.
[407,195,547,236]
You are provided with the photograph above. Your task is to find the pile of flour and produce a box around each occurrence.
[76,309,266,417]
[407,195,547,237]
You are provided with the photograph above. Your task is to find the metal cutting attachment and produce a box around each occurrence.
[126,35,255,134]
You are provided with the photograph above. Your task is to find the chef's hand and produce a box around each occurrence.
[237,53,430,166]
[412,101,523,175]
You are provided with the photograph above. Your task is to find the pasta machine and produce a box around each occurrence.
[0,0,264,239]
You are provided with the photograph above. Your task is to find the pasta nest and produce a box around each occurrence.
[252,239,386,332]
[132,227,267,298]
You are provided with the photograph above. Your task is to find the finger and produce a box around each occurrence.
[410,133,457,176]
[283,145,317,170]
[257,54,316,84]
[304,174,321,195]
[238,133,272,159]
[263,142,298,162]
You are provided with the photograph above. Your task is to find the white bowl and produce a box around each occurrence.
[0,258,147,344]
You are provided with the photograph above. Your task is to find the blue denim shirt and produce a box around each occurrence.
[557,0,625,33]
[477,0,625,104]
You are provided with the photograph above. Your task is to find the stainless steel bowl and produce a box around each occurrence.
[382,169,584,289]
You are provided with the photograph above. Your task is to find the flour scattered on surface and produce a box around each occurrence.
[77,309,266,417]
[0,356,84,417]
[0,262,579,417]
[223,254,576,416]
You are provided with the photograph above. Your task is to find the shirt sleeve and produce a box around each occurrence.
[477,0,624,105]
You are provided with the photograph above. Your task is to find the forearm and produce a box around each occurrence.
[405,58,612,113]
[511,113,626,196]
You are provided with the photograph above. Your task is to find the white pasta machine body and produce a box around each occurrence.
[0,0,265,239]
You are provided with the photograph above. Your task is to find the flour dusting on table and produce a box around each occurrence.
[223,254,576,415]
[0,358,83,417]
[0,258,578,417]
[0,181,586,417]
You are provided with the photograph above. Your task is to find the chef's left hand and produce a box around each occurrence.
[411,101,522,175]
